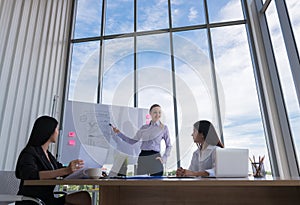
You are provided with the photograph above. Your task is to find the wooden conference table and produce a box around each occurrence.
[25,176,300,205]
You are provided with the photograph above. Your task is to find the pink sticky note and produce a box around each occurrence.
[68,132,76,137]
[68,140,76,146]
[146,114,151,124]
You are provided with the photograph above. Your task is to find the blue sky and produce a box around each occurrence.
[68,0,300,173]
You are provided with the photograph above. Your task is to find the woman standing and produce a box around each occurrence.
[176,120,224,177]
[15,116,91,205]
[112,104,172,176]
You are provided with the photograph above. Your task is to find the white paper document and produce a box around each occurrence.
[64,168,89,179]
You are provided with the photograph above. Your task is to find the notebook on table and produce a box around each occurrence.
[214,147,249,178]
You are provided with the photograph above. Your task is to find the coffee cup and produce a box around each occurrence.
[83,168,102,179]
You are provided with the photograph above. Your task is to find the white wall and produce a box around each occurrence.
[0,0,73,170]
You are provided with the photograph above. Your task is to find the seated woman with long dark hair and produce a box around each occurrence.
[176,120,224,177]
[15,115,91,205]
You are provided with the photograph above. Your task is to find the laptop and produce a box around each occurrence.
[214,147,249,178]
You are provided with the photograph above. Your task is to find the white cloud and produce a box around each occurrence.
[188,7,198,22]
[105,0,134,34]
[214,0,244,22]
[76,0,101,23]
[137,1,169,31]
[287,0,300,29]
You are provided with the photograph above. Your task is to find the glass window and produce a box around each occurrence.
[101,37,134,107]
[137,0,169,31]
[105,0,134,35]
[207,0,244,23]
[210,24,271,173]
[66,0,298,176]
[73,0,102,39]
[266,1,300,168]
[68,41,100,103]
[286,0,300,57]
[170,0,205,28]
[137,33,172,72]
[136,33,176,171]
[173,30,217,169]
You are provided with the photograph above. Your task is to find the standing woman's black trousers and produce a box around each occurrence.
[137,150,163,176]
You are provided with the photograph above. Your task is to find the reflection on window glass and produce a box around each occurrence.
[73,0,102,39]
[68,42,100,103]
[173,30,217,169]
[210,25,271,173]
[137,0,169,31]
[170,0,205,28]
[102,38,134,107]
[105,0,134,35]
[286,0,300,56]
[207,0,244,23]
[266,1,300,167]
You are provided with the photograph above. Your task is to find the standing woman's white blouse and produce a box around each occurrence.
[188,144,217,177]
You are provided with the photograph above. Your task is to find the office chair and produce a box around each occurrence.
[0,171,45,205]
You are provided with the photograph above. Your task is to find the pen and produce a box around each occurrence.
[260,155,265,163]
[109,123,120,134]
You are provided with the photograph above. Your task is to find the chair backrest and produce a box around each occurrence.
[0,171,20,195]
[0,171,20,205]
[0,171,45,205]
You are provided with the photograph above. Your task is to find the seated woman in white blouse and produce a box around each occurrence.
[176,120,224,177]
